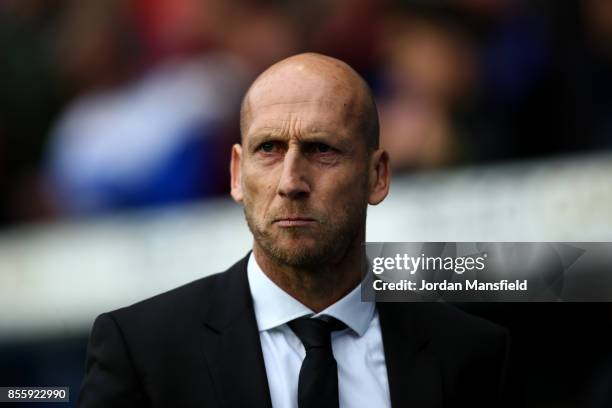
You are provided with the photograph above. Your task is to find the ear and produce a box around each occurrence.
[230,144,244,203]
[367,149,391,205]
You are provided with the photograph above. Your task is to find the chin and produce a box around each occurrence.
[267,239,328,268]
[277,237,319,255]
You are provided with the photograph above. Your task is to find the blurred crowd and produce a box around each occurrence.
[1,0,611,227]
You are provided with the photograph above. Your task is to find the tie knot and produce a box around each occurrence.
[288,316,347,350]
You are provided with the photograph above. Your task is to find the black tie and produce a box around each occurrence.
[288,316,347,408]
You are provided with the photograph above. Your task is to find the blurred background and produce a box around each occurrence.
[1,0,612,406]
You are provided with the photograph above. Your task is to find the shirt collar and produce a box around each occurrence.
[247,252,375,337]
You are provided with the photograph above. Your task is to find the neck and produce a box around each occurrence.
[253,237,365,313]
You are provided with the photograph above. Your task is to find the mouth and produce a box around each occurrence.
[273,217,317,227]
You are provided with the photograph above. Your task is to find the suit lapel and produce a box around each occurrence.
[197,256,444,408]
[378,302,443,408]
[200,254,273,408]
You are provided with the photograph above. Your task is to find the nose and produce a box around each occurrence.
[277,147,310,200]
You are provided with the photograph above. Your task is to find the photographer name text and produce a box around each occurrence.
[373,279,528,291]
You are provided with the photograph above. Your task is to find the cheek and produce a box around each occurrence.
[320,167,368,198]
[242,167,278,209]
[313,173,368,221]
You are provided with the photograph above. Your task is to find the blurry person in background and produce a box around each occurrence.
[304,0,383,76]
[377,7,478,171]
[46,54,250,213]
[572,0,612,150]
[0,0,67,225]
[55,0,136,97]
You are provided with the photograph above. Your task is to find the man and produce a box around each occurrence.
[78,53,509,408]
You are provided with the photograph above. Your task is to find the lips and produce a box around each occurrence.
[273,217,316,227]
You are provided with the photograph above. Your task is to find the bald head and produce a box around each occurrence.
[240,53,379,151]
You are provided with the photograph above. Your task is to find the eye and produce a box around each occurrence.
[315,143,331,153]
[261,142,274,152]
[305,142,339,164]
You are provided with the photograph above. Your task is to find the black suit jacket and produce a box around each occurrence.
[78,254,510,408]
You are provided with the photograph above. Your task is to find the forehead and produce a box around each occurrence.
[244,65,364,140]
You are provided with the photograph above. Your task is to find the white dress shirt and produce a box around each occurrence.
[247,254,391,408]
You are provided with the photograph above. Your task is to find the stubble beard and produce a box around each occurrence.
[243,201,367,272]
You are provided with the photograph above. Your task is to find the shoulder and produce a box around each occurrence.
[415,302,507,339]
[418,302,509,355]
[79,257,250,406]
[379,301,508,361]
[380,301,506,338]
[102,254,250,336]
[112,272,221,324]
[416,302,510,379]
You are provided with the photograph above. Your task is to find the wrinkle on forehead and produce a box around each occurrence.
[240,53,375,145]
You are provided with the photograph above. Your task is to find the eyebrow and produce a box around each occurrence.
[246,131,282,150]
[247,131,353,152]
